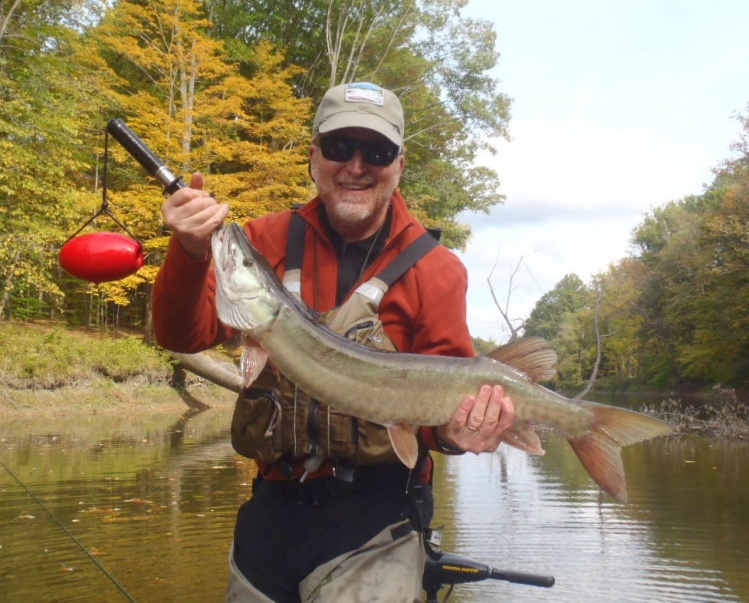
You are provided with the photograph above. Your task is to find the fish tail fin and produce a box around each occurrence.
[568,404,671,503]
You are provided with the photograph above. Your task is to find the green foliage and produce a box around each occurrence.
[1,0,509,325]
[0,2,103,320]
[522,274,592,385]
[524,274,588,342]
[472,336,499,355]
[628,147,749,386]
[202,0,510,248]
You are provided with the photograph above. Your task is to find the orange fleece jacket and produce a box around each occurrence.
[152,190,475,455]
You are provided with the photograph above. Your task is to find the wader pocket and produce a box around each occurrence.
[231,390,284,463]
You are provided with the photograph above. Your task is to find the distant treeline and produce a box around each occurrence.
[522,113,749,387]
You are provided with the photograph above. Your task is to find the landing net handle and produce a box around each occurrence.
[423,551,555,603]
[106,119,185,195]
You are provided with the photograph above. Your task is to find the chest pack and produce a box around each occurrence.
[230,212,438,466]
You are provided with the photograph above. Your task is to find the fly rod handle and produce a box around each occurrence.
[106,118,185,194]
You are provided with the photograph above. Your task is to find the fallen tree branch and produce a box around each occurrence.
[172,352,242,394]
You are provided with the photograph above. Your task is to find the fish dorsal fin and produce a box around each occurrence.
[486,337,558,382]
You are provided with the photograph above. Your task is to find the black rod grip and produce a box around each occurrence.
[106,118,184,194]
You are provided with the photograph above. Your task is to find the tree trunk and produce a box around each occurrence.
[172,352,242,394]
[575,290,604,400]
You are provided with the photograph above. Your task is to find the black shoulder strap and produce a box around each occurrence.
[375,231,439,287]
[286,211,439,287]
[286,211,307,271]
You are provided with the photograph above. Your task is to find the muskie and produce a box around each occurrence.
[212,222,670,502]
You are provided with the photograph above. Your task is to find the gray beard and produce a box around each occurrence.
[324,196,390,240]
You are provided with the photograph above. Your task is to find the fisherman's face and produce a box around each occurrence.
[310,128,404,242]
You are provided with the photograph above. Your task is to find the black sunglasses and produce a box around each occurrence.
[317,135,401,167]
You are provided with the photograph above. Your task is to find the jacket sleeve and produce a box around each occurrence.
[410,248,475,358]
[410,248,475,454]
[152,237,235,353]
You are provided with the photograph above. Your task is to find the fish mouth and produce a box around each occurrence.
[211,223,281,332]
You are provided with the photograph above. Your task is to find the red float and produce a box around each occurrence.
[59,232,145,283]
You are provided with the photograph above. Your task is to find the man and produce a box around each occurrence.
[152,82,514,602]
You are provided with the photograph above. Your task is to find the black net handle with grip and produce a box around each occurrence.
[489,566,556,588]
[423,551,554,602]
[106,119,185,195]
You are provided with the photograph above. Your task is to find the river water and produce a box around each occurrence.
[1,403,747,603]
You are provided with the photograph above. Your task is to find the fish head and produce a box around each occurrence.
[211,222,282,333]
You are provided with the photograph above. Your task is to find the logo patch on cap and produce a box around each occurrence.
[344,83,385,107]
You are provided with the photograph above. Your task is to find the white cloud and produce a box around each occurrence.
[454,0,749,344]
[459,120,711,343]
[494,121,703,214]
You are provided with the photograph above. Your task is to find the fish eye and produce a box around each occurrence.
[242,258,253,267]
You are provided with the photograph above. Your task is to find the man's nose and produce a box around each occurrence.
[345,149,368,175]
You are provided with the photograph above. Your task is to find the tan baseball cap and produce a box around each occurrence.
[313,82,404,147]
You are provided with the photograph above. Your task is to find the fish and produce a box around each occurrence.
[211,222,671,502]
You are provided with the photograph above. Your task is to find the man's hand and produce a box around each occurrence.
[436,385,515,453]
[162,172,230,260]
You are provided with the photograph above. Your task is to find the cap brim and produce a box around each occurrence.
[317,112,402,147]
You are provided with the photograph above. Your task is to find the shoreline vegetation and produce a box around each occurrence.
[1,321,746,438]
[0,321,237,417]
[642,387,749,439]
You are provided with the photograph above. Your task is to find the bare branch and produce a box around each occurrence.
[575,287,605,400]
[0,0,23,47]
[487,251,526,342]
[486,245,553,342]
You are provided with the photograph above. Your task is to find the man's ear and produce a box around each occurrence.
[308,145,317,182]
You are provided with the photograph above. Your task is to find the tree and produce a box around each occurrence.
[202,0,511,248]
[0,0,105,320]
[92,0,312,227]
[524,274,589,342]
[523,274,593,387]
[625,108,749,385]
[596,259,649,379]
[82,0,312,330]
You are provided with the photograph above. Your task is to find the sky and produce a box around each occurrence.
[457,0,749,343]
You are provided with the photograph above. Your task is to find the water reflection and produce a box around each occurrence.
[432,436,749,603]
[0,406,244,602]
[1,406,747,603]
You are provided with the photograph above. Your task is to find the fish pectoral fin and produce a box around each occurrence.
[387,423,419,469]
[240,339,269,388]
[501,422,545,456]
[569,403,671,503]
[485,337,558,382]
